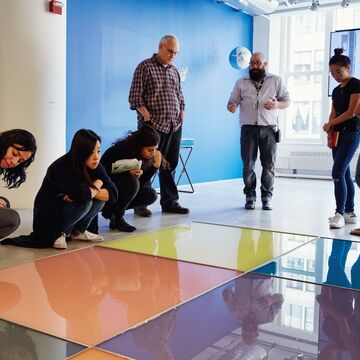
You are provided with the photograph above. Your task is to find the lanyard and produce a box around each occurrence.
[252,79,264,110]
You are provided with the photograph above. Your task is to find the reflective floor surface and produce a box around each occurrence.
[1,220,360,359]
[101,222,316,271]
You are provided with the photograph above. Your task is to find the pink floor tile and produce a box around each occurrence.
[0,247,240,346]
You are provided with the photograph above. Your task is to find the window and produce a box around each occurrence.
[274,6,360,145]
[306,259,315,273]
[304,307,314,332]
[284,303,303,329]
[286,257,305,270]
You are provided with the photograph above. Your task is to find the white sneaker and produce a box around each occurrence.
[329,213,345,229]
[53,234,67,249]
[344,212,357,224]
[72,230,104,243]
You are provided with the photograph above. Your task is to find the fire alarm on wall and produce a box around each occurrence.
[49,0,63,15]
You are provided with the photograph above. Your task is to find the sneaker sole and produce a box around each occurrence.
[53,244,67,249]
[329,224,345,229]
[73,237,104,243]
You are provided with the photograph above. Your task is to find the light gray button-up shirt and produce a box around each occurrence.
[228,73,290,126]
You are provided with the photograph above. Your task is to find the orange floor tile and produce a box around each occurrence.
[0,247,240,346]
[69,348,129,359]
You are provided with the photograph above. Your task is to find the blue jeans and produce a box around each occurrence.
[326,239,352,289]
[332,130,359,215]
[61,199,104,235]
[241,125,277,201]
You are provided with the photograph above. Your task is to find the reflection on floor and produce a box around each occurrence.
[1,178,360,359]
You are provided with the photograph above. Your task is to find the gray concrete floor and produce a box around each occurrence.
[1,177,360,269]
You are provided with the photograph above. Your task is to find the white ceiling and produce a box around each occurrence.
[274,0,360,14]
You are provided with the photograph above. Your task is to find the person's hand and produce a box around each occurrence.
[258,295,272,309]
[129,168,143,177]
[227,102,237,113]
[142,108,151,121]
[63,194,73,202]
[316,293,330,307]
[153,150,162,168]
[323,122,332,133]
[264,97,277,110]
[179,110,185,121]
[0,199,7,208]
[93,179,103,190]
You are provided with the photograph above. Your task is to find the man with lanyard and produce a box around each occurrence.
[129,35,189,215]
[227,52,290,210]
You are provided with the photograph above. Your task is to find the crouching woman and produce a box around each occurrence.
[2,129,117,249]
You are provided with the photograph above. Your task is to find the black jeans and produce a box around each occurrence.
[108,174,157,216]
[241,125,277,202]
[138,121,182,207]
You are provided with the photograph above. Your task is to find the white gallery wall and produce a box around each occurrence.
[0,0,66,207]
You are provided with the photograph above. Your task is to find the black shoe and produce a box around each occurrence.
[134,206,152,217]
[162,202,189,214]
[262,200,272,210]
[101,208,112,220]
[109,216,136,232]
[245,200,255,210]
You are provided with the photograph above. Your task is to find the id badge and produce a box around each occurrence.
[253,98,258,110]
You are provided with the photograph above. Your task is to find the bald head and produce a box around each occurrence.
[157,35,179,66]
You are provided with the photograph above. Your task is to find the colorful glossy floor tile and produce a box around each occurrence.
[253,237,360,291]
[0,319,85,360]
[98,272,360,360]
[69,348,129,359]
[100,222,316,271]
[0,247,240,346]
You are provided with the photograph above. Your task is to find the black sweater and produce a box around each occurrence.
[2,155,117,248]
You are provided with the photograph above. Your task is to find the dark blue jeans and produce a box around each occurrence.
[61,199,104,235]
[241,125,277,202]
[326,239,352,289]
[332,130,359,215]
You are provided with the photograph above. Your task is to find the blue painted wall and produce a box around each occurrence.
[67,0,252,183]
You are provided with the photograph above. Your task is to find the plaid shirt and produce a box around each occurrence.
[129,54,185,134]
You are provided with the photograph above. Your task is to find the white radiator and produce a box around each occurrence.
[288,151,333,171]
[276,150,359,173]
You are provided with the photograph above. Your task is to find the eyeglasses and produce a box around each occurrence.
[249,61,264,66]
[329,69,345,76]
[163,45,178,56]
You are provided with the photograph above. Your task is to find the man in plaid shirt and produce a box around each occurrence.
[129,35,189,214]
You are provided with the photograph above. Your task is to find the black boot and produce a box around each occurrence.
[109,215,136,232]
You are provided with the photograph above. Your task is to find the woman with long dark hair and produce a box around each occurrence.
[2,129,117,249]
[323,48,360,229]
[101,126,165,232]
[0,129,36,239]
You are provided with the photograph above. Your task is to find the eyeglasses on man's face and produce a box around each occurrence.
[163,45,179,56]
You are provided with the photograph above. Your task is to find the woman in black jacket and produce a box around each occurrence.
[101,126,166,232]
[2,129,117,249]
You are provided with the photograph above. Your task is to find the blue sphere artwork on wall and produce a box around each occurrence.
[229,46,252,70]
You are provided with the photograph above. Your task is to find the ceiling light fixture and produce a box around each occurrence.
[340,0,351,8]
[283,0,297,6]
[309,0,320,11]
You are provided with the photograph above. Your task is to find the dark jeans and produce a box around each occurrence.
[61,199,104,235]
[109,174,157,216]
[326,239,352,288]
[0,208,20,239]
[332,130,359,215]
[241,125,277,202]
[354,152,360,188]
[139,122,182,207]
